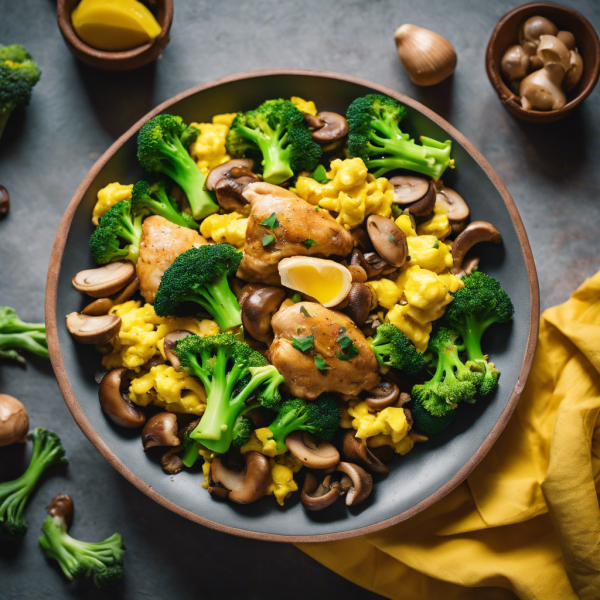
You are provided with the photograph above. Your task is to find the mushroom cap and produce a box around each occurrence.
[341,429,389,475]
[142,412,180,450]
[205,159,255,191]
[451,221,502,272]
[501,44,530,81]
[564,49,584,91]
[521,15,558,44]
[0,394,29,447]
[388,175,430,205]
[556,30,576,50]
[336,462,373,506]
[405,180,436,217]
[301,473,344,511]
[163,330,194,372]
[81,297,114,317]
[46,494,74,528]
[66,312,121,345]
[364,380,400,411]
[98,368,146,429]
[519,64,567,111]
[366,215,408,268]
[343,283,372,327]
[110,275,140,305]
[285,431,340,469]
[241,287,286,343]
[161,447,184,474]
[210,451,271,504]
[435,183,470,222]
[310,112,349,143]
[537,35,571,72]
[72,261,136,298]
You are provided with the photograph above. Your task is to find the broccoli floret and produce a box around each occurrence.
[226,99,321,184]
[368,323,425,377]
[153,244,243,331]
[131,180,199,229]
[174,333,286,454]
[38,512,124,588]
[411,400,454,435]
[232,415,253,448]
[0,44,41,140]
[0,306,48,364]
[0,428,67,539]
[264,394,341,455]
[137,114,218,220]
[89,200,143,265]
[444,271,514,396]
[346,94,454,181]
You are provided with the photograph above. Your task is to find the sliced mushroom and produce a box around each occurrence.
[364,380,400,410]
[336,462,373,506]
[361,313,382,338]
[451,221,502,272]
[454,255,480,278]
[350,228,373,253]
[349,249,383,280]
[435,182,470,223]
[163,330,194,372]
[241,287,286,343]
[66,312,121,345]
[370,444,396,465]
[95,342,114,356]
[347,264,367,283]
[81,298,114,316]
[161,447,184,474]
[366,215,408,268]
[310,112,349,143]
[343,283,372,327]
[342,430,389,475]
[205,159,255,191]
[72,261,136,298]
[110,276,140,305]
[214,178,249,213]
[301,473,344,511]
[406,181,436,217]
[395,391,411,407]
[209,451,270,504]
[408,430,429,443]
[142,413,180,450]
[46,494,75,528]
[237,283,267,308]
[389,175,430,205]
[98,368,146,428]
[285,431,340,469]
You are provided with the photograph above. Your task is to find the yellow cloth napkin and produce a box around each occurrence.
[297,271,600,600]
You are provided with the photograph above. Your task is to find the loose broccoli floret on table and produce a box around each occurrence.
[346,94,453,180]
[226,99,321,184]
[137,114,218,220]
[0,306,48,364]
[368,323,425,377]
[153,244,243,332]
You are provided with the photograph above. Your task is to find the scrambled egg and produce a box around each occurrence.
[200,448,215,489]
[129,364,206,415]
[189,113,237,173]
[200,212,248,249]
[367,278,402,310]
[295,158,394,230]
[92,182,133,225]
[290,96,317,115]
[347,401,411,454]
[241,428,278,457]
[416,201,452,240]
[102,300,219,370]
[367,433,415,455]
[267,454,302,506]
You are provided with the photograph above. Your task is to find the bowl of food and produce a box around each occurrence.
[46,69,539,541]
[486,2,600,123]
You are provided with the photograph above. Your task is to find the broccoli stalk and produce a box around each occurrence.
[0,428,68,539]
[0,306,48,363]
[153,244,243,332]
[346,94,454,180]
[0,44,41,140]
[137,114,218,221]
[175,333,285,454]
[131,180,198,229]
[264,395,341,455]
[368,323,425,377]
[89,200,143,265]
[226,99,321,184]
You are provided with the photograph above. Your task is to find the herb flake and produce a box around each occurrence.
[388,234,395,242]
[312,165,330,184]
[433,240,439,249]
[299,306,312,318]
[303,239,317,248]
[262,234,275,247]
[292,334,315,352]
[336,331,359,361]
[261,212,280,230]
[291,292,302,303]
[314,355,328,370]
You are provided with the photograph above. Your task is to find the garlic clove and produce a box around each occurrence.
[564,49,584,91]
[394,24,456,86]
[537,35,571,72]
[501,45,530,82]
[520,65,566,111]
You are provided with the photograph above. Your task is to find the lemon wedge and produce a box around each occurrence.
[278,257,352,307]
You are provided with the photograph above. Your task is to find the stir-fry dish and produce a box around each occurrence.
[66,93,514,512]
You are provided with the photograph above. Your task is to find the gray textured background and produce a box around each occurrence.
[1,1,599,599]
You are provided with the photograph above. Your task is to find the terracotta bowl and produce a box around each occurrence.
[46,69,539,542]
[486,2,600,123]
[57,0,173,71]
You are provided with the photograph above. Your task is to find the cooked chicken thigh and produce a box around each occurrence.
[237,182,353,285]
[270,302,380,400]
[137,216,207,303]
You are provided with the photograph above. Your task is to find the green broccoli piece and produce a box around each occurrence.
[444,271,514,396]
[174,333,286,454]
[89,200,143,265]
[411,399,455,436]
[0,428,67,539]
[226,99,321,184]
[232,415,254,448]
[137,114,218,221]
[0,306,48,364]
[264,394,341,455]
[0,44,41,140]
[346,94,454,180]
[130,180,199,229]
[368,322,425,377]
[153,244,243,331]
[38,509,124,588]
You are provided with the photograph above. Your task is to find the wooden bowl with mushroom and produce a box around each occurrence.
[46,69,539,542]
[486,2,600,123]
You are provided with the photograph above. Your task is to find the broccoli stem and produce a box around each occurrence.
[38,519,81,578]
[456,313,500,363]
[187,275,242,332]
[269,411,310,454]
[181,438,202,467]
[0,109,12,141]
[0,332,49,360]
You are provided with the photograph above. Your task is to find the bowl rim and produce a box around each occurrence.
[45,68,540,542]
[485,1,600,118]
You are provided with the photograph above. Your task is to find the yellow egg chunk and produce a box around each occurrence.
[267,456,301,506]
[367,433,415,455]
[397,266,453,311]
[386,304,432,353]
[200,212,248,249]
[347,401,411,451]
[71,0,161,52]
[212,112,238,127]
[416,202,452,240]
[290,96,317,115]
[189,115,236,173]
[92,182,133,225]
[241,428,278,457]
[278,257,352,307]
[367,278,402,310]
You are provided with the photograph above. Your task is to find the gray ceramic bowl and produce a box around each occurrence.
[46,69,539,542]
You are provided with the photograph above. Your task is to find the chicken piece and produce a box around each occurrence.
[137,216,207,303]
[237,182,353,285]
[270,302,380,400]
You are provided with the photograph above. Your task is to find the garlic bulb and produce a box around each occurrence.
[520,63,566,111]
[394,24,457,86]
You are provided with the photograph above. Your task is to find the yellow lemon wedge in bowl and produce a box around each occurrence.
[278,257,352,307]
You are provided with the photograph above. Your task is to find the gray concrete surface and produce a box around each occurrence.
[1,0,599,599]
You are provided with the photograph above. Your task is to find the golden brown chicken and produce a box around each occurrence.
[137,216,207,303]
[237,182,353,285]
[270,302,380,400]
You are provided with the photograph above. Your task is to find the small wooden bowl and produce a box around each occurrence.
[57,0,173,71]
[486,2,600,123]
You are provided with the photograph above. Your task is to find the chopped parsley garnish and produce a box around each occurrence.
[291,292,302,303]
[312,165,330,184]
[315,206,320,212]
[292,334,314,352]
[388,234,395,242]
[391,204,403,219]
[303,239,317,248]
[433,240,439,249]
[261,212,280,229]
[314,355,328,370]
[336,330,359,361]
[299,306,312,318]
[262,234,275,247]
